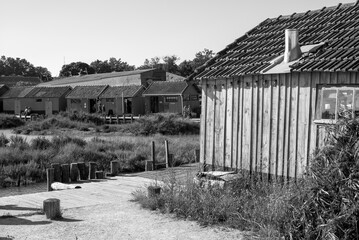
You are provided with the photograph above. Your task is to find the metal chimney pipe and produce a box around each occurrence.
[284,29,302,63]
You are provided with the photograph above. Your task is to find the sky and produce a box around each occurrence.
[0,0,356,77]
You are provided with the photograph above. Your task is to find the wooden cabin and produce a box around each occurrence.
[142,81,201,116]
[38,69,170,88]
[66,86,108,113]
[0,86,71,115]
[98,85,145,116]
[0,85,9,112]
[193,2,359,180]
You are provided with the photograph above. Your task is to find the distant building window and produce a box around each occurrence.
[36,99,42,102]
[106,98,115,103]
[190,95,198,101]
[71,99,81,104]
[165,96,178,102]
[183,95,190,101]
[317,85,359,121]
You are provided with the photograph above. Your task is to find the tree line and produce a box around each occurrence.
[0,48,215,80]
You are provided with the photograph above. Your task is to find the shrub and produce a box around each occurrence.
[61,111,104,126]
[0,134,9,147]
[0,114,24,129]
[30,137,52,150]
[288,118,359,240]
[9,135,29,150]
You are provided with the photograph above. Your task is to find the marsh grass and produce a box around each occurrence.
[132,117,359,239]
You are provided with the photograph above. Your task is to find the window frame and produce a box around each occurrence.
[315,84,359,124]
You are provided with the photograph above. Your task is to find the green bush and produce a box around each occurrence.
[60,111,104,126]
[30,137,52,150]
[0,114,24,129]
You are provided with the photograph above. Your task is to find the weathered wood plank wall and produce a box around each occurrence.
[200,72,359,179]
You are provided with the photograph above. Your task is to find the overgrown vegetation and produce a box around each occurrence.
[132,118,359,239]
[13,112,199,136]
[0,114,24,129]
[0,134,199,188]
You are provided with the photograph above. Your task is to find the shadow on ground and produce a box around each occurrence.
[0,216,51,225]
[0,205,40,212]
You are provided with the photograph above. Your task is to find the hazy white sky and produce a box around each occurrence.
[0,0,355,76]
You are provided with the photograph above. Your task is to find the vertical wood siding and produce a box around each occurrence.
[200,72,359,178]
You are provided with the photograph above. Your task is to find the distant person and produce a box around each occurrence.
[101,104,105,114]
[23,107,28,116]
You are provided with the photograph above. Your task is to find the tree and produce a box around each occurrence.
[90,58,135,74]
[0,55,53,81]
[59,62,95,77]
[137,57,161,70]
[177,49,215,77]
[162,55,180,75]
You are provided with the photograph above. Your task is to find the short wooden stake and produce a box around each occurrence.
[95,171,104,179]
[145,160,153,171]
[123,114,126,123]
[111,161,119,176]
[51,163,61,182]
[167,154,174,168]
[195,149,200,163]
[130,114,133,123]
[89,162,97,180]
[77,162,87,180]
[70,163,79,182]
[46,168,54,191]
[43,198,61,219]
[147,186,161,197]
[61,164,70,183]
[151,141,156,170]
[164,140,169,168]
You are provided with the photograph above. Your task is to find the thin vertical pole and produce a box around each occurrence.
[151,141,156,170]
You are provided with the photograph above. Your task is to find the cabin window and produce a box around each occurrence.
[36,99,42,102]
[165,96,178,102]
[317,86,359,122]
[183,95,190,101]
[71,99,81,104]
[106,98,115,103]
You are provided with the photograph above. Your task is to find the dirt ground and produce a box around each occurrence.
[0,176,245,240]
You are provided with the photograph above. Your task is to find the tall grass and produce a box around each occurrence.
[133,117,359,239]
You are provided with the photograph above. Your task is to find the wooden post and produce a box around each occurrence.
[111,161,119,176]
[151,141,156,170]
[43,198,61,219]
[77,162,87,180]
[167,154,173,168]
[164,140,169,168]
[89,162,97,180]
[195,149,200,163]
[123,114,126,124]
[51,163,61,182]
[70,163,79,182]
[95,171,104,179]
[147,186,161,197]
[61,164,70,183]
[46,168,54,191]
[131,114,133,123]
[145,160,153,171]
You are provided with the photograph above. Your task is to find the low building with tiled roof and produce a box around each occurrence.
[66,86,108,114]
[98,85,145,116]
[194,2,359,180]
[38,69,173,88]
[142,81,200,116]
[0,86,71,115]
[0,76,42,87]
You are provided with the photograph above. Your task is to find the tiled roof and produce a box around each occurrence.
[0,76,42,87]
[25,87,72,98]
[38,69,156,87]
[66,85,108,99]
[100,85,144,98]
[195,2,359,80]
[143,81,188,95]
[0,87,34,99]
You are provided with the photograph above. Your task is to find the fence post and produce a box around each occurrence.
[51,163,61,182]
[70,163,79,182]
[167,154,173,168]
[123,114,126,124]
[89,162,97,180]
[110,161,119,176]
[46,168,54,191]
[165,140,169,168]
[151,141,156,170]
[195,149,200,163]
[61,164,70,183]
[77,162,87,180]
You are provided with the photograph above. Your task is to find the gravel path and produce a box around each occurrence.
[0,176,244,240]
